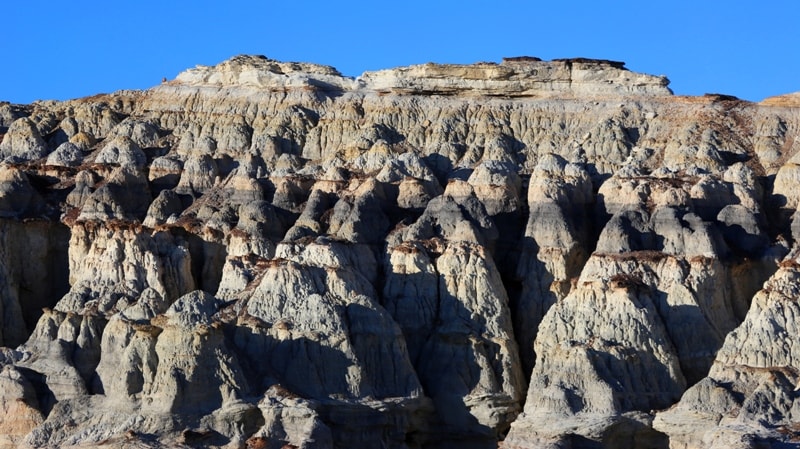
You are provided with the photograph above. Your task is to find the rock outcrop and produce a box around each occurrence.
[653,251,800,448]
[0,54,798,448]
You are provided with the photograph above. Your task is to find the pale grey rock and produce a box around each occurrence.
[142,291,248,415]
[595,208,656,253]
[690,175,739,221]
[235,257,421,400]
[284,188,337,241]
[717,204,769,255]
[0,103,28,131]
[106,118,161,149]
[237,200,286,240]
[361,58,671,97]
[175,115,253,159]
[213,115,253,156]
[342,139,398,173]
[597,175,651,217]
[16,309,106,408]
[119,288,170,322]
[94,136,147,168]
[467,159,522,215]
[274,240,379,286]
[176,54,358,91]
[654,256,800,448]
[147,156,182,191]
[221,166,264,205]
[376,152,439,185]
[393,180,498,247]
[65,170,98,209]
[58,224,194,313]
[45,142,83,167]
[175,154,219,196]
[328,178,390,244]
[514,154,593,373]
[505,281,685,447]
[22,290,257,449]
[161,290,223,327]
[65,101,122,139]
[723,162,763,211]
[56,116,79,141]
[384,191,524,443]
[67,131,96,151]
[0,365,44,449]
[376,152,443,210]
[0,166,43,218]
[176,128,217,157]
[272,153,304,176]
[143,189,183,227]
[773,152,800,225]
[0,118,48,162]
[247,385,333,449]
[577,254,740,384]
[228,245,427,447]
[77,167,151,222]
[2,55,800,448]
[596,204,725,260]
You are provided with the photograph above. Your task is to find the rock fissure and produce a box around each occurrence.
[0,55,799,448]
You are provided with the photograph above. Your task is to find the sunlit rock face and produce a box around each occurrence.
[0,54,799,448]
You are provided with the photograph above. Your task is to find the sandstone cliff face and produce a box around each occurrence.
[0,54,799,448]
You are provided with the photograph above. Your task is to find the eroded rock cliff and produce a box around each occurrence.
[0,54,799,448]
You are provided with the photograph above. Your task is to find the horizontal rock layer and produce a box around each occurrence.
[0,55,798,449]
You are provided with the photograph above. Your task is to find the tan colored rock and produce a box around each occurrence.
[361,58,671,97]
[175,54,357,92]
[1,55,800,448]
[0,366,44,449]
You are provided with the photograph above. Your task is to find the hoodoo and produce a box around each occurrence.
[0,55,799,448]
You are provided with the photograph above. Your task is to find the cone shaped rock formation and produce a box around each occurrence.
[0,55,799,448]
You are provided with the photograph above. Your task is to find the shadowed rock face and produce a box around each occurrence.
[0,55,799,449]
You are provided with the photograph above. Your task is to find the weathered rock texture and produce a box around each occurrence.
[0,54,799,448]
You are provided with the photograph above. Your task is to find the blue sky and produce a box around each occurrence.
[3,1,798,104]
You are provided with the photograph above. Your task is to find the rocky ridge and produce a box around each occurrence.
[0,54,798,448]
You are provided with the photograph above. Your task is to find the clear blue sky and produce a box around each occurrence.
[3,1,798,104]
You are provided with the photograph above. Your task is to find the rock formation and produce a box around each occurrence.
[0,54,799,448]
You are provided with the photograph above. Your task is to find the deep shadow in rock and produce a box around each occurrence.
[382,265,515,449]
[602,417,669,449]
[170,227,227,294]
[229,324,421,449]
[16,366,57,417]
[1,220,71,340]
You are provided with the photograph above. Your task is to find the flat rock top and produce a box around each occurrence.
[761,91,800,107]
[169,54,672,97]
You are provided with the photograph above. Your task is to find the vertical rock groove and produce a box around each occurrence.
[0,55,799,448]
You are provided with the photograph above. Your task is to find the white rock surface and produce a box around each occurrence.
[0,54,798,449]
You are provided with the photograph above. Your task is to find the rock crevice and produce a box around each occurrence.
[0,55,797,449]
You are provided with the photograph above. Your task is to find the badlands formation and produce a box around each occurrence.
[0,55,799,449]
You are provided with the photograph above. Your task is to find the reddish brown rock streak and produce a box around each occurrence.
[0,55,798,449]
